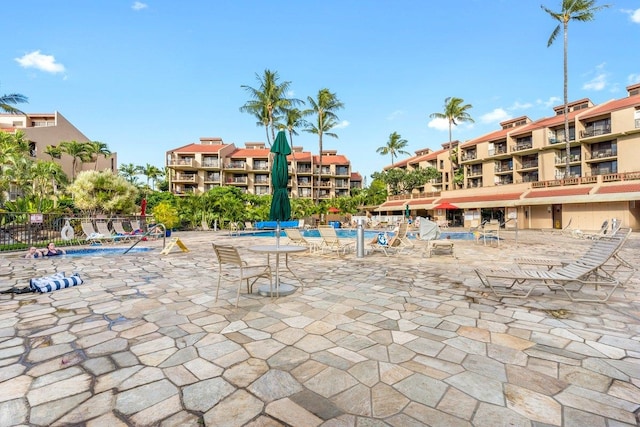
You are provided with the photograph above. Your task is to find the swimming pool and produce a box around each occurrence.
[245,229,478,240]
[64,247,153,257]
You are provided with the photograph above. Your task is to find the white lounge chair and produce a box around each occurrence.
[285,228,320,252]
[475,229,632,302]
[318,226,355,256]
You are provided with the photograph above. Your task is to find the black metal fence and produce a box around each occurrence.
[0,213,149,252]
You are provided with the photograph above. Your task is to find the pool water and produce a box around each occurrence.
[64,247,153,257]
[247,229,478,240]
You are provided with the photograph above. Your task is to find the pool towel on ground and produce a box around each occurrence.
[29,272,83,293]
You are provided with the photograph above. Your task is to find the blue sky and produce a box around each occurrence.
[3,1,639,183]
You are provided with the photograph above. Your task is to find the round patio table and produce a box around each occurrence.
[248,245,307,297]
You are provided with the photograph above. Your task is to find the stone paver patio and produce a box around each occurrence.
[0,229,639,426]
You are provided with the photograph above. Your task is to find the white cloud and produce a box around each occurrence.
[427,117,449,131]
[386,110,404,120]
[537,96,561,109]
[481,108,510,124]
[15,51,65,73]
[622,8,640,23]
[510,101,532,110]
[334,120,350,129]
[628,73,640,84]
[132,1,148,10]
[583,63,608,91]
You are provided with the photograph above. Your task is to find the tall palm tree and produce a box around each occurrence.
[542,0,610,178]
[141,163,162,190]
[303,88,344,204]
[0,85,28,114]
[376,132,410,165]
[284,107,307,197]
[239,69,302,145]
[59,140,91,180]
[118,163,141,184]
[429,97,474,189]
[86,141,112,170]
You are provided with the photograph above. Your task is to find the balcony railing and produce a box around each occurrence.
[168,158,194,167]
[580,125,611,138]
[204,174,220,182]
[467,168,482,176]
[174,174,196,182]
[225,162,247,170]
[202,160,220,168]
[555,154,581,165]
[297,167,312,173]
[589,149,617,159]
[511,142,533,152]
[487,146,508,156]
[335,168,350,176]
[252,163,270,171]
[494,164,513,172]
[462,152,477,161]
[518,161,538,169]
[226,177,248,184]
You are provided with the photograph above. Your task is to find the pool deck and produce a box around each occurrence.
[0,230,639,426]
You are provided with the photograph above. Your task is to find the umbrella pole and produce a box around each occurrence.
[276,221,281,248]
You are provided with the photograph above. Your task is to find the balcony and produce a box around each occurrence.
[297,179,312,187]
[488,146,508,156]
[462,151,477,161]
[297,166,312,174]
[589,149,616,159]
[496,177,513,186]
[204,174,220,182]
[518,160,538,170]
[466,179,482,188]
[225,161,247,170]
[335,167,350,176]
[580,125,611,138]
[168,158,196,168]
[494,163,513,173]
[466,167,482,177]
[173,174,196,182]
[202,159,220,168]
[254,178,270,185]
[252,162,270,171]
[555,154,581,165]
[511,141,533,152]
[226,176,248,184]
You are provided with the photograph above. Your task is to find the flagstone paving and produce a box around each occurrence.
[0,229,639,426]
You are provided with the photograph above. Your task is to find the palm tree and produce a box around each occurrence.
[542,0,610,178]
[284,107,307,197]
[429,97,474,189]
[377,132,410,165]
[0,85,28,114]
[141,163,162,190]
[44,145,62,160]
[59,140,91,180]
[303,88,344,204]
[86,141,112,170]
[119,163,141,184]
[240,69,302,145]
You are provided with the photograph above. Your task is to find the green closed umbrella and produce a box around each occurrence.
[269,131,292,244]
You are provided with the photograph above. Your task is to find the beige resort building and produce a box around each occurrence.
[166,138,362,199]
[377,83,640,232]
[0,111,117,200]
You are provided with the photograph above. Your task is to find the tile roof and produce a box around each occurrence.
[578,96,640,120]
[230,148,270,158]
[524,187,593,198]
[596,183,640,194]
[171,143,230,154]
[442,193,523,203]
[407,198,437,207]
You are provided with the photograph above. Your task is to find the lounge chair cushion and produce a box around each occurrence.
[30,272,84,293]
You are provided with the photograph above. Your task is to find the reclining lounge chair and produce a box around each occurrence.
[475,229,632,302]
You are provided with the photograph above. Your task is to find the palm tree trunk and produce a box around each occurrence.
[563,20,570,178]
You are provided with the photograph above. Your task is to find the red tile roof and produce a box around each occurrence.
[407,198,437,207]
[230,148,270,158]
[525,187,593,198]
[378,200,408,208]
[171,143,230,154]
[578,96,640,120]
[441,193,523,203]
[596,183,640,194]
[350,172,363,181]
